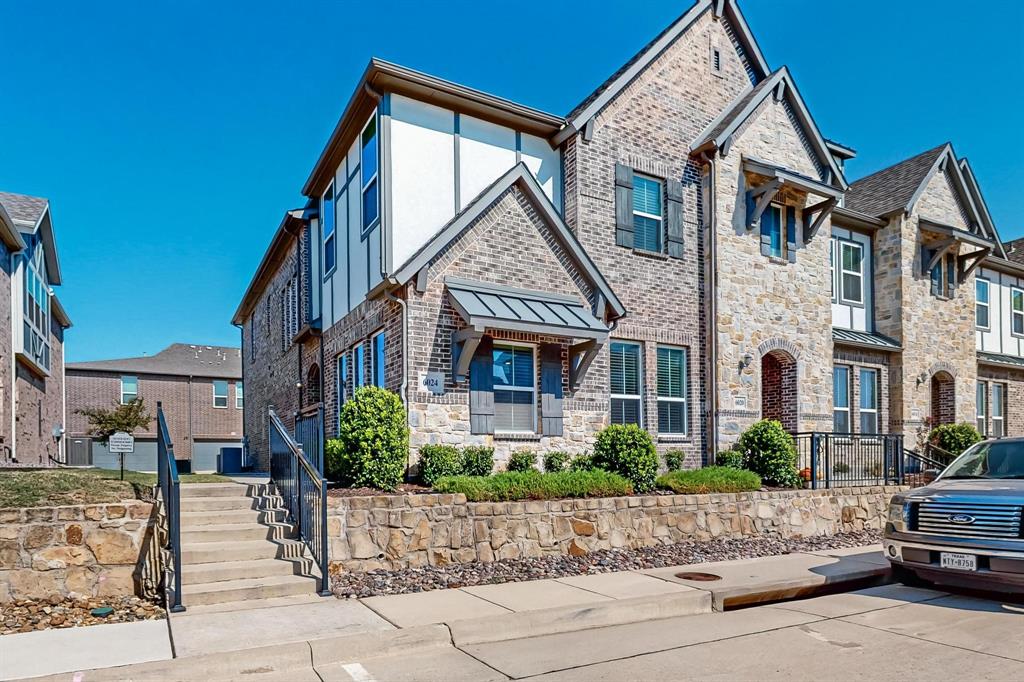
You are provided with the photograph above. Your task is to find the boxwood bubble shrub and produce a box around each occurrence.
[506,450,538,473]
[418,445,462,486]
[460,446,495,478]
[337,386,409,490]
[736,419,801,488]
[663,449,684,471]
[928,422,982,457]
[592,424,659,493]
[543,450,572,473]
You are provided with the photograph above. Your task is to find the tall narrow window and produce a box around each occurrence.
[859,368,878,433]
[833,367,850,433]
[976,381,987,436]
[762,204,784,259]
[235,382,244,409]
[975,279,990,329]
[361,117,379,231]
[372,331,386,388]
[830,239,837,303]
[322,182,336,275]
[22,236,50,372]
[120,376,138,405]
[213,380,229,408]
[336,353,348,429]
[992,383,1005,437]
[840,242,864,304]
[493,344,536,432]
[610,342,642,426]
[1012,288,1024,336]
[353,343,365,390]
[656,347,687,435]
[930,252,957,298]
[632,175,663,252]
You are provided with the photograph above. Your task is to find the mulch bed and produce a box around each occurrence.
[331,529,882,599]
[0,595,165,636]
[327,483,432,498]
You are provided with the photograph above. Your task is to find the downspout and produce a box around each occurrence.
[234,322,247,467]
[187,374,194,465]
[60,336,66,464]
[703,152,719,465]
[9,250,18,464]
[383,288,409,474]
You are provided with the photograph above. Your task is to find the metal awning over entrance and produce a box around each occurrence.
[446,277,609,387]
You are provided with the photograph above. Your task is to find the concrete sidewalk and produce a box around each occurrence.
[9,545,890,680]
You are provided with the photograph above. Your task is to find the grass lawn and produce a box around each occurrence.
[0,468,234,509]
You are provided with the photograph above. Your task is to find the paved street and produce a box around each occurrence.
[330,585,1024,682]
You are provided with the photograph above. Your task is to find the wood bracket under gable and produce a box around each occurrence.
[958,246,991,284]
[451,326,484,383]
[925,238,957,274]
[570,339,601,391]
[745,178,783,231]
[802,197,837,242]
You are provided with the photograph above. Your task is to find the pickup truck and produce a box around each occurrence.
[883,437,1024,592]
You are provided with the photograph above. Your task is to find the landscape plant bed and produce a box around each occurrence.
[0,468,233,509]
[0,595,164,635]
[327,483,431,498]
[432,470,634,501]
[656,466,761,494]
[331,529,882,598]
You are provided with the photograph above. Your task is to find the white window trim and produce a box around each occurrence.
[656,345,688,436]
[632,174,663,253]
[120,376,138,405]
[833,366,851,433]
[360,114,379,235]
[235,382,244,409]
[370,330,385,388]
[858,368,878,434]
[213,380,229,409]
[492,341,537,434]
[830,239,838,304]
[322,182,336,279]
[839,241,864,306]
[975,277,991,330]
[610,340,644,428]
[977,380,987,436]
[1011,287,1024,338]
[991,383,1006,438]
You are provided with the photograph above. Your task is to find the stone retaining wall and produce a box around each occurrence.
[0,502,155,603]
[327,486,905,573]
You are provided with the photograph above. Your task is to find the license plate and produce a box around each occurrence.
[940,552,977,571]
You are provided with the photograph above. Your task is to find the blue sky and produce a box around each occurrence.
[3,0,1021,362]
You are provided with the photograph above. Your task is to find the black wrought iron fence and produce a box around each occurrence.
[269,408,331,596]
[294,406,324,475]
[792,432,905,488]
[156,402,185,612]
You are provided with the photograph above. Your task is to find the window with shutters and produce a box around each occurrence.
[761,203,786,259]
[1012,288,1024,336]
[610,341,642,427]
[492,343,536,432]
[632,175,663,252]
[927,250,957,299]
[656,347,687,435]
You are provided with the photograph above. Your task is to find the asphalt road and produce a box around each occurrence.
[328,583,1024,682]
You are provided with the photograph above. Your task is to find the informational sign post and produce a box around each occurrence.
[108,431,135,481]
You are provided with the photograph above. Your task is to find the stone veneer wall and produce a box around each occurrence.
[326,486,904,572]
[0,502,155,603]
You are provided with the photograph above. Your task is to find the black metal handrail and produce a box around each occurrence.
[294,406,325,475]
[791,432,904,489]
[156,402,184,613]
[269,409,331,596]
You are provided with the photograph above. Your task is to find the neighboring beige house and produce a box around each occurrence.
[0,191,72,467]
[234,0,1021,471]
[66,344,243,472]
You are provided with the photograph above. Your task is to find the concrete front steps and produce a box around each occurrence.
[178,483,322,608]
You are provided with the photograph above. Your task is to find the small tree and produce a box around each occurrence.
[77,398,152,444]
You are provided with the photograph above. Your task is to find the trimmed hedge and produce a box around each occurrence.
[656,466,761,494]
[432,470,633,501]
[507,450,538,473]
[714,449,745,469]
[331,387,409,490]
[592,424,659,493]
[929,422,982,457]
[736,420,801,488]
[418,445,462,486]
[569,454,597,472]
[460,446,495,477]
[543,451,572,473]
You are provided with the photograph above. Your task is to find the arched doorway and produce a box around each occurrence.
[306,363,322,406]
[761,350,798,432]
[930,371,955,426]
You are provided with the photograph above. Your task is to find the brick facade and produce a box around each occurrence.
[13,323,66,466]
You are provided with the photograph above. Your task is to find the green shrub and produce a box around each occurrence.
[325,438,346,482]
[418,445,462,485]
[569,454,597,472]
[736,420,801,488]
[833,462,851,474]
[334,386,409,490]
[432,470,633,501]
[543,451,571,473]
[656,466,761,494]
[928,423,982,457]
[592,424,659,493]
[715,449,745,469]
[664,450,684,471]
[507,450,538,473]
[460,446,494,477]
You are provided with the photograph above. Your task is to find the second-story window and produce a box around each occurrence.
[760,203,792,260]
[361,117,379,232]
[213,380,228,408]
[1012,288,1024,336]
[632,175,663,252]
[236,382,244,409]
[23,236,51,372]
[323,182,336,275]
[975,278,990,329]
[929,251,957,298]
[839,241,864,305]
[120,376,138,404]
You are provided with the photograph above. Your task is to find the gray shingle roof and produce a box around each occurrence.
[832,327,901,351]
[1004,238,1024,266]
[0,191,48,226]
[978,351,1024,369]
[845,144,947,217]
[67,344,242,379]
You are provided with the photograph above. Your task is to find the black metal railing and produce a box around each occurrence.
[269,409,331,596]
[792,432,905,488]
[294,406,325,475]
[156,402,185,613]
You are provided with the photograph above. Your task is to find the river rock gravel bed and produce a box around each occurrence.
[0,595,164,635]
[331,530,882,598]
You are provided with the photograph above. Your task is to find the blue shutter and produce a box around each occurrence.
[469,337,494,435]
[540,344,563,436]
[786,206,797,263]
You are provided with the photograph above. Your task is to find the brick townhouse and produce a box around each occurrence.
[66,344,243,472]
[234,0,1021,472]
[0,191,72,467]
